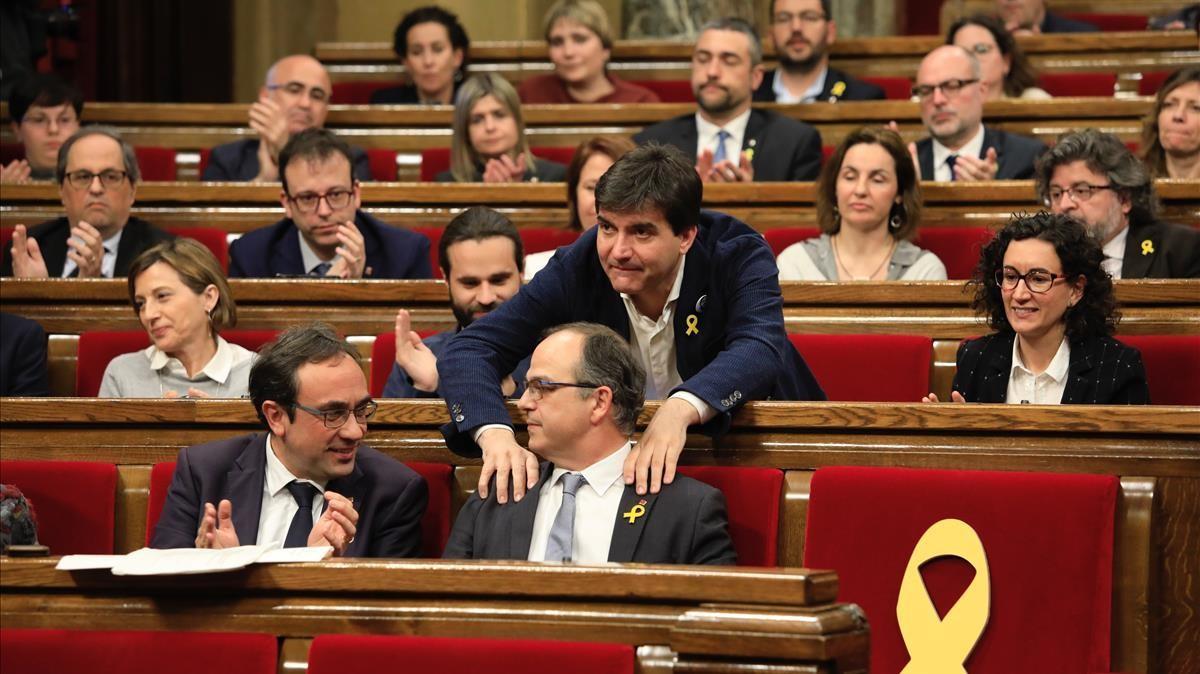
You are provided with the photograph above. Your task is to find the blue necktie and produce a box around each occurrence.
[309,262,332,277]
[946,155,959,181]
[543,473,586,562]
[283,481,320,548]
[713,129,731,164]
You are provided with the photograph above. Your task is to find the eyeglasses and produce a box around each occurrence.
[21,113,78,129]
[294,400,378,428]
[287,188,354,213]
[995,267,1068,293]
[64,169,128,190]
[524,378,600,401]
[773,11,827,25]
[912,78,980,100]
[962,43,996,56]
[266,81,329,102]
[1044,183,1113,205]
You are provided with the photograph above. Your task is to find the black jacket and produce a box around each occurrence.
[916,125,1048,181]
[753,66,886,103]
[1,216,174,277]
[1120,219,1200,279]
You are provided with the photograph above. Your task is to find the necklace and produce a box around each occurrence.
[832,235,897,281]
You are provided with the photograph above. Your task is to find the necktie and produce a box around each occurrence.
[543,473,586,562]
[283,481,320,548]
[309,262,332,277]
[713,129,731,164]
[946,154,959,181]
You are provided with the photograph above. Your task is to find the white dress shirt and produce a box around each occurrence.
[931,125,985,182]
[60,228,123,278]
[694,108,751,162]
[256,434,327,547]
[298,233,336,275]
[527,441,631,563]
[772,66,828,104]
[1102,225,1129,279]
[1006,336,1071,405]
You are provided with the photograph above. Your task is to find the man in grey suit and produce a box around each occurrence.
[633,17,822,183]
[443,322,736,565]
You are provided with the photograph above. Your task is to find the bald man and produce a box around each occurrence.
[203,55,371,183]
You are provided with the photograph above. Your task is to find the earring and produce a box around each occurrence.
[889,206,903,231]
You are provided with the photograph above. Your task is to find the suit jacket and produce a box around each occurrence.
[1120,219,1200,279]
[753,66,886,103]
[436,210,825,457]
[951,332,1150,404]
[383,329,530,398]
[202,138,373,182]
[443,461,736,565]
[370,82,463,105]
[228,209,432,279]
[434,159,567,183]
[0,312,50,396]
[916,125,1047,181]
[633,108,823,181]
[1,216,174,278]
[151,432,428,557]
[1041,11,1099,33]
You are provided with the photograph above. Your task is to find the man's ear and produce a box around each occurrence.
[590,386,614,427]
[262,400,289,437]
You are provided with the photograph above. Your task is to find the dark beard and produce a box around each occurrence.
[778,52,823,75]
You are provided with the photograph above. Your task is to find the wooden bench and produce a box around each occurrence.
[1,399,1195,673]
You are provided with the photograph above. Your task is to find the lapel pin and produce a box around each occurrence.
[829,80,847,102]
[623,499,647,524]
[1141,240,1154,256]
[695,294,707,313]
[685,314,700,336]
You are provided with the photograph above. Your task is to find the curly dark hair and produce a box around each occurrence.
[392,6,470,74]
[970,212,1120,340]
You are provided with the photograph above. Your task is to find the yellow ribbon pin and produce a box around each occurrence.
[830,81,847,100]
[623,503,646,524]
[685,314,700,336]
[896,518,991,674]
[1141,239,1154,255]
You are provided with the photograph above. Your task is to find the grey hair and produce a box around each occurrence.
[1034,128,1160,226]
[699,17,762,66]
[55,125,141,185]
[546,322,646,435]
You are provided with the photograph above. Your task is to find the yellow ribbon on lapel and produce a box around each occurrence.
[1141,240,1154,255]
[896,518,991,674]
[685,314,699,336]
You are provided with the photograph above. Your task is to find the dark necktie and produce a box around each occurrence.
[283,481,320,548]
[309,262,332,277]
[946,155,959,181]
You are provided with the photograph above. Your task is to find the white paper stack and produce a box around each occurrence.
[55,545,332,575]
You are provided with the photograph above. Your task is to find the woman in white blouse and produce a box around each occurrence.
[99,238,255,398]
[777,126,947,281]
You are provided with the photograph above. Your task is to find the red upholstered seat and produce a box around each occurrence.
[369,329,439,397]
[332,80,393,104]
[76,329,278,396]
[412,226,444,277]
[629,78,694,102]
[145,461,176,545]
[861,75,913,100]
[1062,12,1148,31]
[676,466,782,566]
[1138,71,1172,97]
[308,634,634,674]
[366,148,398,181]
[804,466,1117,674]
[0,460,117,554]
[420,146,575,182]
[1038,73,1117,97]
[0,628,277,674]
[913,226,994,280]
[521,227,580,254]
[165,226,230,271]
[198,148,212,178]
[763,227,820,256]
[788,334,932,402]
[0,144,177,180]
[1119,335,1200,405]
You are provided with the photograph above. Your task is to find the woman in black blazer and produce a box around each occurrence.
[925,212,1150,404]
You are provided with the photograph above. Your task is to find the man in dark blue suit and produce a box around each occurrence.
[228,129,430,279]
[0,312,50,396]
[436,143,824,505]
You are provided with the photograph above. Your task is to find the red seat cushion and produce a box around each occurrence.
[789,334,932,402]
[411,227,444,277]
[332,80,393,105]
[861,76,913,100]
[0,628,277,674]
[1038,73,1117,97]
[420,146,576,182]
[369,329,439,397]
[366,148,398,181]
[1061,12,1147,31]
[308,634,634,674]
[165,226,229,271]
[804,466,1117,674]
[520,227,580,255]
[0,460,117,554]
[913,226,994,280]
[146,461,176,545]
[134,146,178,181]
[1118,335,1200,405]
[1138,71,1172,97]
[763,227,820,256]
[676,466,782,566]
[629,79,694,102]
[198,148,212,178]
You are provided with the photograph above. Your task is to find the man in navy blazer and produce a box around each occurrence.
[0,312,50,396]
[633,18,822,182]
[436,143,823,506]
[228,129,430,279]
[912,46,1046,181]
[152,323,428,557]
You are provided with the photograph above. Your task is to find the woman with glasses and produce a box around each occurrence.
[924,212,1148,404]
[99,238,257,398]
[946,15,1049,101]
[1140,67,1200,179]
[777,127,946,281]
[371,6,469,105]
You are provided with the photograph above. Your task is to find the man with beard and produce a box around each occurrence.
[203,55,372,183]
[383,206,530,397]
[753,0,884,103]
[633,17,822,182]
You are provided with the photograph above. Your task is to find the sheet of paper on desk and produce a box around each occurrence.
[258,546,333,563]
[55,555,126,571]
[111,546,266,575]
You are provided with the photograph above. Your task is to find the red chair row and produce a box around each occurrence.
[0,144,179,181]
[196,147,401,182]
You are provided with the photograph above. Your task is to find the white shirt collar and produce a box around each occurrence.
[146,334,236,384]
[1102,225,1129,279]
[1011,334,1071,384]
[772,66,828,103]
[60,227,124,278]
[694,108,752,161]
[619,253,686,320]
[931,124,986,181]
[264,433,327,496]
[547,440,632,499]
[297,232,334,275]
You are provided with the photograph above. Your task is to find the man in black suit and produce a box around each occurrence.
[996,0,1099,35]
[2,127,173,278]
[753,0,885,103]
[1035,128,1200,279]
[444,322,736,565]
[0,312,50,396]
[633,17,822,182]
[152,323,428,557]
[911,45,1047,181]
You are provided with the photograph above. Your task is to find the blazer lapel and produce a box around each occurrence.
[672,246,712,380]
[1061,339,1096,404]
[41,220,70,277]
[327,459,366,554]
[226,433,269,544]
[742,110,766,172]
[980,333,1014,403]
[680,117,699,159]
[1121,223,1155,278]
[112,218,144,277]
[608,486,660,563]
[274,226,306,276]
[980,126,1006,176]
[509,463,552,559]
[916,139,935,181]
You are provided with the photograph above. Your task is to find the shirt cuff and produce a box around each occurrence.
[471,423,515,444]
[670,391,716,424]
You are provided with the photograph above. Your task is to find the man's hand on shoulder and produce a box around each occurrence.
[477,428,539,504]
[195,499,240,548]
[623,397,700,495]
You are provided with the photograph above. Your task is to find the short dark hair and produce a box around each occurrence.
[946,14,1039,97]
[817,126,922,240]
[546,322,646,435]
[971,212,1119,341]
[393,5,470,72]
[594,143,701,236]
[278,128,355,195]
[438,206,524,277]
[771,0,831,19]
[8,73,83,122]
[1034,128,1159,229]
[56,126,140,185]
[249,322,360,426]
[566,136,637,231]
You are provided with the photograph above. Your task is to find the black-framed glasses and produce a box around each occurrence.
[266,81,329,102]
[773,11,827,25]
[294,400,378,428]
[64,169,128,190]
[962,43,996,56]
[995,267,1068,293]
[287,188,354,213]
[1044,183,1113,205]
[912,78,980,99]
[524,378,601,401]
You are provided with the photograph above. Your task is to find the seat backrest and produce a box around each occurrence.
[1118,335,1200,405]
[629,79,694,102]
[789,334,932,402]
[676,466,782,566]
[1038,72,1117,97]
[1138,70,1172,97]
[1061,12,1148,31]
[804,466,1117,674]
[0,460,117,554]
[403,462,454,557]
[166,226,230,271]
[520,227,580,255]
[198,148,212,178]
[332,80,392,104]
[763,227,820,257]
[366,148,398,181]
[421,146,576,182]
[146,461,176,545]
[134,146,178,181]
[913,226,994,280]
[411,227,444,277]
[861,75,913,100]
[308,634,634,674]
[370,329,439,397]
[0,628,277,674]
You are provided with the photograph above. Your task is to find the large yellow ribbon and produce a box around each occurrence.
[896,518,991,674]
